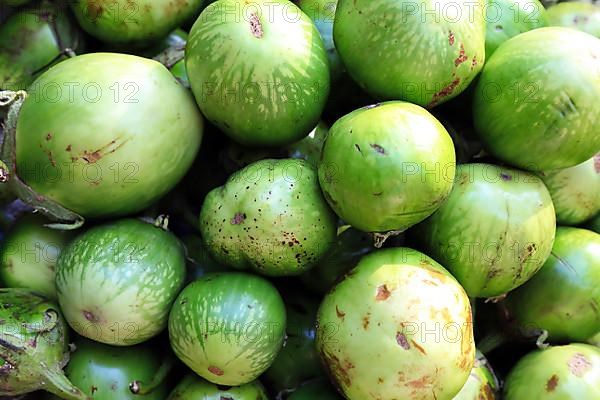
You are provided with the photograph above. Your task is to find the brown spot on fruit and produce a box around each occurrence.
[66,144,72,152]
[321,352,351,387]
[208,366,224,376]
[482,383,494,399]
[546,374,559,392]
[45,133,53,141]
[249,13,263,38]
[410,340,427,355]
[455,44,468,66]
[568,353,592,377]
[91,386,98,394]
[362,313,370,329]
[448,31,455,46]
[396,332,410,350]
[406,375,433,389]
[87,1,104,21]
[336,306,345,320]
[83,310,99,322]
[428,78,460,108]
[231,213,246,225]
[370,144,386,155]
[376,284,391,301]
[500,172,512,181]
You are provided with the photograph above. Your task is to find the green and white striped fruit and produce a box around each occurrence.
[69,0,205,46]
[186,0,330,146]
[0,214,73,298]
[416,163,556,298]
[547,2,600,37]
[473,27,600,171]
[200,159,337,276]
[56,219,186,346]
[0,1,84,90]
[16,53,203,218]
[316,248,475,400]
[0,289,88,400]
[484,0,547,56]
[537,154,600,225]
[505,227,600,342]
[318,102,456,234]
[168,272,286,386]
[453,351,499,400]
[334,0,486,107]
[504,344,600,399]
[46,338,169,400]
[167,374,268,399]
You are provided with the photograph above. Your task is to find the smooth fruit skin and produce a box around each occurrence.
[537,154,600,225]
[416,163,556,298]
[333,0,485,107]
[318,102,456,233]
[53,338,169,400]
[168,272,286,386]
[505,227,600,342]
[287,379,343,400]
[0,1,84,91]
[56,219,186,346]
[69,0,205,46]
[484,0,547,56]
[453,351,498,400]
[473,27,600,171]
[316,248,475,400]
[504,344,600,399]
[167,374,268,399]
[200,159,337,276]
[547,2,600,37]
[16,53,203,218]
[186,0,330,146]
[0,214,73,299]
[0,289,87,400]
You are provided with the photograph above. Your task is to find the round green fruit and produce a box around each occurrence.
[537,154,600,225]
[56,219,186,346]
[333,0,485,107]
[263,287,323,394]
[167,374,268,399]
[473,27,600,171]
[504,344,600,399]
[69,0,204,46]
[16,53,203,218]
[50,338,169,399]
[186,0,330,146]
[316,248,475,400]
[0,1,84,91]
[453,351,499,400]
[505,227,600,342]
[547,2,600,37]
[484,0,547,56]
[0,214,73,298]
[0,289,87,400]
[200,159,337,276]
[287,379,343,400]
[318,102,456,233]
[168,272,286,386]
[416,163,556,298]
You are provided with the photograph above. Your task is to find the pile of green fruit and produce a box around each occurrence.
[0,0,599,399]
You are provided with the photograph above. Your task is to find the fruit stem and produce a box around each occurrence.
[372,229,404,248]
[153,44,185,69]
[477,331,508,355]
[154,214,170,231]
[129,355,175,395]
[42,367,90,400]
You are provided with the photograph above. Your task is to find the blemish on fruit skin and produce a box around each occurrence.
[568,353,592,377]
[500,172,512,181]
[396,332,410,349]
[454,44,468,66]
[45,133,53,141]
[249,13,263,38]
[428,78,461,108]
[594,153,600,173]
[208,365,224,376]
[546,374,559,392]
[231,212,246,225]
[376,284,391,301]
[362,313,370,329]
[411,340,427,355]
[370,144,386,155]
[83,310,98,322]
[336,305,346,320]
[448,31,455,46]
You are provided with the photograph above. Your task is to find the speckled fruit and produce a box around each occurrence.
[47,338,169,400]
[16,53,203,218]
[0,1,84,90]
[505,227,600,342]
[416,163,556,298]
[537,154,600,225]
[168,272,286,386]
[0,214,73,298]
[316,248,475,400]
[167,374,268,400]
[547,2,600,37]
[186,0,330,146]
[56,219,186,346]
[453,351,499,400]
[334,0,485,107]
[484,0,547,56]
[69,0,204,46]
[318,102,456,233]
[287,379,343,400]
[200,159,337,276]
[473,27,600,171]
[504,344,600,399]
